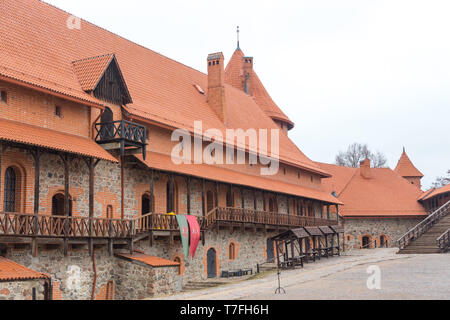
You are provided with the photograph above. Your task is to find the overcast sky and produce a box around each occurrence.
[45,0,449,189]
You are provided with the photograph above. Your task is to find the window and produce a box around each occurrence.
[55,106,62,117]
[106,205,113,219]
[0,91,7,103]
[228,243,236,260]
[4,167,17,212]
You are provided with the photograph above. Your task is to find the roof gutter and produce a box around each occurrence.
[0,74,105,110]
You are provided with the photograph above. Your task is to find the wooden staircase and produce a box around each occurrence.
[397,201,450,254]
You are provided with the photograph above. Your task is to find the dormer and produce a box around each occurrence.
[72,54,132,106]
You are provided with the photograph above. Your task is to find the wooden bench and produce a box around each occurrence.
[319,246,334,258]
[221,269,242,278]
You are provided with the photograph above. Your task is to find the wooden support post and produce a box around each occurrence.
[327,205,330,220]
[275,240,280,269]
[215,182,219,208]
[202,179,206,217]
[60,153,70,257]
[240,187,244,209]
[31,148,41,257]
[230,184,234,207]
[186,176,191,215]
[167,173,175,213]
[120,156,125,220]
[263,192,266,211]
[150,170,155,213]
[87,157,95,256]
[253,189,257,210]
[108,239,113,256]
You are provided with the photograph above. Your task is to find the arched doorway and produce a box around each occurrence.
[52,193,72,216]
[361,236,371,249]
[4,167,17,212]
[266,239,274,262]
[379,235,387,248]
[206,191,214,213]
[174,256,183,275]
[99,107,114,140]
[207,248,217,278]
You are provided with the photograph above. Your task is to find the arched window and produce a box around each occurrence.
[106,205,113,219]
[4,167,17,212]
[228,243,236,260]
[52,193,72,216]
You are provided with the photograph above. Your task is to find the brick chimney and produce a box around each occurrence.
[360,158,372,179]
[242,56,253,95]
[207,52,227,123]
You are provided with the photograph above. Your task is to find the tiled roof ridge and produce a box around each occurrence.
[72,53,115,64]
[337,168,359,197]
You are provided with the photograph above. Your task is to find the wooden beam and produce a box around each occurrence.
[202,179,206,217]
[186,176,191,215]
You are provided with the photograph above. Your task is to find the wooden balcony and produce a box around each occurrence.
[0,208,337,241]
[0,212,134,239]
[207,207,338,230]
[94,120,147,158]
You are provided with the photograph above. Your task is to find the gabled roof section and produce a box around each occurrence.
[225,49,294,130]
[0,257,49,282]
[72,54,114,91]
[115,252,180,268]
[317,162,427,217]
[72,54,132,104]
[394,149,424,178]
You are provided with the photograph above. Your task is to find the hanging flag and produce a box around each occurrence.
[186,215,201,260]
[176,215,190,261]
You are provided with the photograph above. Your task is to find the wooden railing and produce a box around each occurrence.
[0,212,133,239]
[437,229,450,252]
[207,207,338,228]
[0,208,337,240]
[397,200,450,250]
[94,120,146,146]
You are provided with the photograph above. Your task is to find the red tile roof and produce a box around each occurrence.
[225,49,294,129]
[0,118,118,162]
[116,252,180,268]
[0,0,326,177]
[136,152,342,205]
[419,184,450,201]
[317,162,427,217]
[394,150,424,178]
[72,54,114,92]
[0,257,49,282]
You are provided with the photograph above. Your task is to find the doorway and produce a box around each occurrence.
[207,248,217,278]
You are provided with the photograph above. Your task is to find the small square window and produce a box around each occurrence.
[55,106,62,117]
[0,91,7,103]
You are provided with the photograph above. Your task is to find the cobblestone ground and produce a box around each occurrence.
[154,249,450,300]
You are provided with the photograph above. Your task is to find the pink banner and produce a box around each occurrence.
[186,215,201,260]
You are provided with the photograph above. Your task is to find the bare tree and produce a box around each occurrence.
[335,143,387,168]
[432,170,450,188]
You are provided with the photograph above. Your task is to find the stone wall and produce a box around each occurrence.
[4,247,114,300]
[0,280,46,300]
[114,257,178,300]
[343,217,423,249]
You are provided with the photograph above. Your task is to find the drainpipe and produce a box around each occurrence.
[91,247,97,300]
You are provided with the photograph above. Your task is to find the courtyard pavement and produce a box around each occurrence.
[153,249,450,300]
